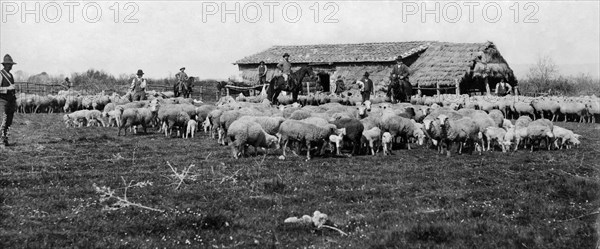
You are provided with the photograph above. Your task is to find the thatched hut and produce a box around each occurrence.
[234,41,517,95]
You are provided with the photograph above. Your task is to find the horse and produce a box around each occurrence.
[174,77,194,98]
[267,66,314,105]
[389,78,413,103]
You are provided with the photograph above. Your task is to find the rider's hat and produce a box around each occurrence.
[136,69,144,76]
[283,53,290,58]
[2,54,16,65]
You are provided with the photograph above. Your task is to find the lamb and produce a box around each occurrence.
[526,125,554,152]
[117,99,159,136]
[331,118,365,155]
[328,128,346,155]
[202,118,211,133]
[510,127,529,151]
[552,125,581,149]
[361,127,382,155]
[437,114,483,157]
[105,109,122,127]
[483,127,508,152]
[277,120,342,160]
[64,110,106,127]
[381,132,393,155]
[184,119,198,139]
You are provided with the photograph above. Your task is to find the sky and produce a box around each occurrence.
[1,0,599,80]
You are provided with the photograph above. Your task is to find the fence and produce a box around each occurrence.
[15,82,68,95]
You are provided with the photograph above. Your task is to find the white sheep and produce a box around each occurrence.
[105,109,121,127]
[328,128,346,155]
[437,114,483,156]
[64,110,106,128]
[381,132,393,155]
[361,127,382,155]
[379,115,425,150]
[277,120,342,160]
[526,125,554,152]
[483,127,508,152]
[118,99,160,136]
[236,116,286,136]
[228,120,280,159]
[552,125,581,149]
[185,119,198,139]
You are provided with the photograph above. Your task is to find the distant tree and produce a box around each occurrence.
[527,54,558,84]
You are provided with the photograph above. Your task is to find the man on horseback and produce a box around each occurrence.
[175,67,188,97]
[277,53,292,88]
[389,55,411,103]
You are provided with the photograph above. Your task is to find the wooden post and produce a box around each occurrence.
[417,87,422,97]
[306,81,310,94]
[226,87,230,96]
[455,79,460,95]
[484,77,491,96]
[436,81,441,96]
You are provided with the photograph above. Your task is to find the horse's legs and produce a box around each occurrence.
[272,90,281,105]
[292,90,299,104]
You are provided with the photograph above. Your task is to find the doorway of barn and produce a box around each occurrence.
[317,72,330,92]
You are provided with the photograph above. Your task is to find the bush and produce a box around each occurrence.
[519,73,600,96]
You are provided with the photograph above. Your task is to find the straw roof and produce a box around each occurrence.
[410,41,515,87]
[234,42,430,64]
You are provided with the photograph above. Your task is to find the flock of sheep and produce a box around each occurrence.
[18,89,598,160]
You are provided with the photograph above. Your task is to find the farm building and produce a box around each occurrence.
[233,41,518,96]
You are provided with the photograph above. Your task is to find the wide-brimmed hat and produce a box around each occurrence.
[2,54,16,65]
[395,55,403,61]
[363,72,370,77]
[259,61,265,64]
[136,69,144,75]
[283,53,290,58]
[180,67,185,71]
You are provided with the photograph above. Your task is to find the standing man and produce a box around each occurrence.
[334,75,346,94]
[357,72,374,102]
[62,77,72,89]
[257,61,268,85]
[130,69,147,101]
[175,67,189,97]
[495,78,512,96]
[277,53,292,86]
[0,54,17,147]
[390,55,411,102]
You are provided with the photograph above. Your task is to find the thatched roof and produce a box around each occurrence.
[410,41,515,87]
[234,42,430,64]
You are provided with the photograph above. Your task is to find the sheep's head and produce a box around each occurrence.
[202,119,211,132]
[382,132,393,143]
[413,129,425,146]
[357,106,367,118]
[266,134,280,149]
[423,119,433,131]
[437,114,448,126]
[545,129,555,138]
[336,128,346,136]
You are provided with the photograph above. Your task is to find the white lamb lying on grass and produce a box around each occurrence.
[63,110,106,128]
[228,119,280,159]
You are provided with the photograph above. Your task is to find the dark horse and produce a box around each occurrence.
[174,77,194,98]
[267,66,313,105]
[389,77,413,103]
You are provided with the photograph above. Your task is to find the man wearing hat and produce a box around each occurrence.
[0,54,17,147]
[130,69,147,101]
[357,72,374,102]
[390,55,411,102]
[257,61,268,85]
[334,75,346,95]
[277,53,292,85]
[174,67,189,97]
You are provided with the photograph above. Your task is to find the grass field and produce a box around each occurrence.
[1,113,599,248]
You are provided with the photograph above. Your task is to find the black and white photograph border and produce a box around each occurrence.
[1,0,599,248]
